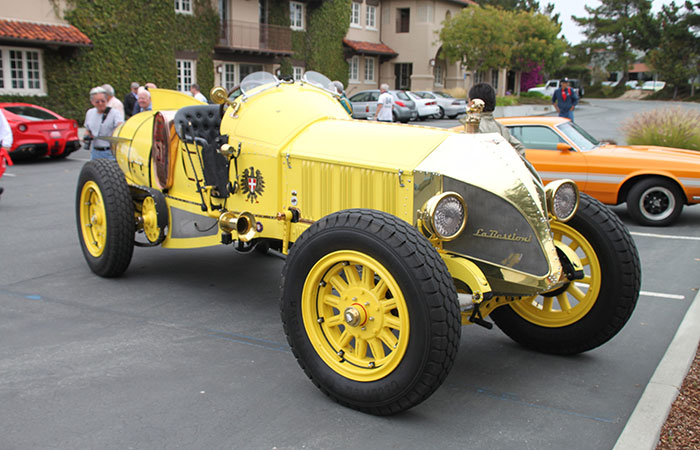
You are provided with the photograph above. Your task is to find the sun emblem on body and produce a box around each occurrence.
[241,167,265,203]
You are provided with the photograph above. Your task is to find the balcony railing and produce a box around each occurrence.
[219,20,292,53]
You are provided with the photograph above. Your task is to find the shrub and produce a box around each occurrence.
[496,96,518,107]
[443,87,467,99]
[621,107,700,151]
[519,91,549,99]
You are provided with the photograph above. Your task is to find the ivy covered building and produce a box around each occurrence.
[0,0,490,120]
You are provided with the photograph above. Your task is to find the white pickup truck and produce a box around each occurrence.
[528,79,584,98]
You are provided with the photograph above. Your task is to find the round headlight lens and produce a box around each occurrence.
[552,182,578,221]
[432,194,466,240]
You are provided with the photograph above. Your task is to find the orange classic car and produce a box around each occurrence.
[494,117,700,226]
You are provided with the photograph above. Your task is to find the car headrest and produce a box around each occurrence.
[173,105,222,144]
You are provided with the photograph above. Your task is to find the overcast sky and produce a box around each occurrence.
[552,0,680,45]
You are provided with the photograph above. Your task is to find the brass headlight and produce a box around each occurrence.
[420,192,467,241]
[545,180,579,222]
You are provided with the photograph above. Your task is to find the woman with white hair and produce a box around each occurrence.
[83,86,124,160]
[101,83,124,116]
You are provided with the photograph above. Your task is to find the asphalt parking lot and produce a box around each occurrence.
[1,99,698,449]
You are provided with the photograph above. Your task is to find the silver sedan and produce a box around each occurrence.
[414,91,466,119]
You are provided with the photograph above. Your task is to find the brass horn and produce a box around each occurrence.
[218,211,257,242]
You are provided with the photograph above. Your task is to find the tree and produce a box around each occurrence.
[440,5,564,79]
[573,0,654,83]
[439,6,513,72]
[647,2,700,98]
[510,9,566,73]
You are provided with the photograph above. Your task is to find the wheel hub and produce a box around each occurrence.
[344,303,367,327]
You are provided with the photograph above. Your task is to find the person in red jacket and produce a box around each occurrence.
[552,77,579,122]
[0,110,13,197]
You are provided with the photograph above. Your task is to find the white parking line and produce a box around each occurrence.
[72,157,91,162]
[2,172,15,177]
[640,291,686,300]
[631,231,700,241]
[575,283,686,300]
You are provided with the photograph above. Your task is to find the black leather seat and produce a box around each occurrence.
[173,105,229,198]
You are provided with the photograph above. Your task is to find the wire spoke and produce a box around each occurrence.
[378,328,398,349]
[369,338,385,360]
[569,285,587,303]
[354,337,367,358]
[557,293,572,311]
[325,314,344,327]
[329,274,348,295]
[384,314,401,330]
[343,265,361,286]
[543,296,554,312]
[323,294,340,308]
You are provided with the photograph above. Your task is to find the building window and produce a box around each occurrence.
[290,2,304,30]
[350,2,361,27]
[395,63,412,90]
[364,57,375,82]
[434,63,444,87]
[366,5,376,29]
[176,59,194,92]
[474,70,486,84]
[240,63,263,80]
[491,70,499,90]
[224,63,237,91]
[0,47,44,95]
[174,0,193,14]
[349,56,359,82]
[293,66,303,81]
[396,8,410,33]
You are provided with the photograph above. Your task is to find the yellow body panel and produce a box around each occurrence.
[150,88,204,109]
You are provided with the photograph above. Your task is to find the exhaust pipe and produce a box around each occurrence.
[218,211,257,242]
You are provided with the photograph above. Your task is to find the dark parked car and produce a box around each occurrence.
[0,103,80,160]
[348,89,417,123]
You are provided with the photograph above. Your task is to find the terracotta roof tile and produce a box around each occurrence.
[343,39,397,56]
[630,63,650,73]
[0,19,91,47]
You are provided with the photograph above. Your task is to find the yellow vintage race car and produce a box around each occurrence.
[75,72,640,415]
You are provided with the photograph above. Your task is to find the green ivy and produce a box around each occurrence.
[304,0,351,85]
[0,0,218,121]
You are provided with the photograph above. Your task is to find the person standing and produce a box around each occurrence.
[132,88,153,116]
[189,83,207,103]
[468,82,525,157]
[84,86,124,160]
[552,77,578,122]
[102,84,124,117]
[0,109,13,197]
[374,83,393,122]
[123,82,139,120]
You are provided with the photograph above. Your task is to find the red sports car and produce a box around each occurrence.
[0,103,80,160]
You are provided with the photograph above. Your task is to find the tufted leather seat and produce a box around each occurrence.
[173,105,229,198]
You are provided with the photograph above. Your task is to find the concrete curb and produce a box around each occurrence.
[613,289,700,450]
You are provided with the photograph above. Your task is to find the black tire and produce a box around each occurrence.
[436,106,445,119]
[392,111,398,123]
[627,177,684,226]
[490,194,641,355]
[76,160,134,277]
[447,114,458,119]
[281,209,461,415]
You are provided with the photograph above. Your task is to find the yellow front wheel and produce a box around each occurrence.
[76,160,134,277]
[490,194,641,355]
[282,209,461,415]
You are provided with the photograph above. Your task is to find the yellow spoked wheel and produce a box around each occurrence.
[490,194,640,355]
[509,221,601,327]
[79,181,107,257]
[75,160,135,277]
[282,209,461,415]
[141,196,161,243]
[301,250,410,382]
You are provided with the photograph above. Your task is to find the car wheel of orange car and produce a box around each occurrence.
[627,177,684,227]
[281,209,461,415]
[490,194,641,355]
[76,160,134,277]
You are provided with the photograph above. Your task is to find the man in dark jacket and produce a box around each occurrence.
[123,82,139,119]
[552,77,578,122]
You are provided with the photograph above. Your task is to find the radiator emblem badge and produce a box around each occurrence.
[473,228,532,243]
